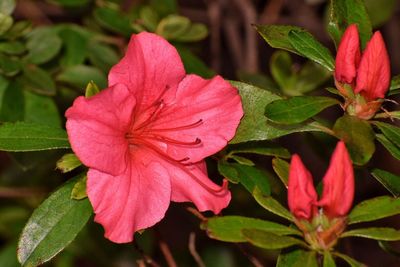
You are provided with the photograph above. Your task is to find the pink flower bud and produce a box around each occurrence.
[355,31,391,100]
[335,24,361,84]
[288,155,318,220]
[317,141,354,218]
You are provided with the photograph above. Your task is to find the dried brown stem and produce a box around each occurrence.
[189,233,206,267]
[159,240,178,267]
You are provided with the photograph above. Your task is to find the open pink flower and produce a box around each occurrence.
[65,32,243,243]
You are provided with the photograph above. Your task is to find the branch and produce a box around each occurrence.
[189,233,206,267]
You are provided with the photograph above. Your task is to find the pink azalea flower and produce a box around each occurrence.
[65,32,243,243]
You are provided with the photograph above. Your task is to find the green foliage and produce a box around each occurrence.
[348,196,400,224]
[277,249,318,267]
[371,169,400,197]
[242,229,306,249]
[253,187,294,221]
[342,228,400,241]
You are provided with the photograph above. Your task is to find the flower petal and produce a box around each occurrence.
[288,154,318,220]
[355,31,390,100]
[317,141,354,218]
[169,161,231,214]
[334,24,361,84]
[145,74,243,163]
[65,83,135,176]
[87,149,171,243]
[108,32,186,110]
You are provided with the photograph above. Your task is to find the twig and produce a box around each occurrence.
[237,244,265,267]
[186,207,207,221]
[189,233,206,267]
[159,240,178,267]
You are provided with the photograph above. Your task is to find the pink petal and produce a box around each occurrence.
[355,31,390,100]
[288,154,318,220]
[169,161,231,214]
[317,141,354,218]
[108,32,186,110]
[334,24,361,84]
[87,149,171,243]
[65,83,135,176]
[144,75,243,163]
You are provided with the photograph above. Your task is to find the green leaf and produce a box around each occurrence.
[25,27,62,65]
[150,0,177,16]
[94,7,134,37]
[348,196,400,224]
[288,30,335,71]
[217,162,271,196]
[57,65,107,89]
[1,20,31,39]
[177,47,214,78]
[156,15,190,40]
[242,229,305,250]
[19,65,56,96]
[373,121,400,148]
[87,42,119,73]
[85,81,100,97]
[255,24,303,55]
[228,141,290,158]
[0,41,25,55]
[296,61,331,94]
[18,176,92,267]
[333,253,365,267]
[253,187,293,221]
[272,157,289,187]
[265,96,338,124]
[23,91,61,127]
[175,23,208,42]
[270,50,295,92]
[201,216,300,243]
[277,249,318,267]
[342,227,400,241]
[0,13,13,35]
[56,153,82,173]
[0,53,21,76]
[0,80,24,122]
[365,0,397,27]
[230,81,325,143]
[59,26,88,67]
[390,75,400,90]
[49,0,90,7]
[71,174,87,200]
[327,0,372,48]
[377,135,399,159]
[0,242,19,267]
[333,115,375,165]
[371,168,400,197]
[374,111,400,120]
[139,6,159,32]
[227,155,255,166]
[0,0,15,15]
[323,251,336,267]
[237,71,279,93]
[0,122,70,151]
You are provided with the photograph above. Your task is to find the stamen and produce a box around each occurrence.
[145,135,202,146]
[134,100,165,131]
[150,119,204,132]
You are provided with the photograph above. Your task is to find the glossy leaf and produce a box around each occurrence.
[253,187,293,221]
[227,155,255,166]
[272,157,289,187]
[265,96,338,124]
[230,81,325,143]
[277,249,318,267]
[327,0,372,48]
[0,122,70,151]
[371,168,400,197]
[18,177,92,266]
[348,196,400,224]
[342,227,400,241]
[288,30,335,71]
[376,134,400,160]
[242,229,305,250]
[201,216,300,243]
[25,27,62,65]
[333,253,365,267]
[333,115,375,165]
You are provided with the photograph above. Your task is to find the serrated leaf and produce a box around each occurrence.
[272,157,289,187]
[373,121,400,148]
[342,227,400,241]
[323,251,336,267]
[242,229,305,250]
[277,249,318,267]
[0,122,70,151]
[371,168,400,197]
[333,115,375,165]
[201,216,300,243]
[230,81,325,143]
[228,141,290,158]
[327,0,372,48]
[253,187,293,221]
[288,30,335,71]
[25,27,62,65]
[265,96,338,124]
[18,177,92,266]
[348,196,400,224]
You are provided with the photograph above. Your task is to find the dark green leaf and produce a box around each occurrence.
[270,50,294,91]
[150,0,177,16]
[0,53,21,76]
[272,157,289,187]
[0,122,70,151]
[253,187,293,221]
[390,75,400,90]
[25,27,62,65]
[0,242,19,267]
[323,251,336,267]
[265,96,338,124]
[177,47,214,78]
[376,134,400,160]
[201,216,300,243]
[24,91,61,126]
[379,241,400,257]
[242,229,305,250]
[333,253,365,267]
[175,23,208,42]
[87,42,119,73]
[59,26,88,67]
[0,41,25,55]
[371,168,400,197]
[296,61,331,94]
[217,162,271,196]
[56,153,82,173]
[48,0,90,7]
[227,155,255,166]
[94,7,134,37]
[327,0,372,48]
[342,227,400,241]
[57,65,107,89]
[0,80,24,122]
[0,0,15,15]
[2,20,31,39]
[19,65,56,96]
[139,6,159,32]
[228,141,290,158]
[288,30,335,71]
[365,0,397,27]
[348,196,400,224]
[333,115,375,165]
[230,81,325,143]
[18,177,92,266]
[373,121,400,148]
[255,24,303,54]
[277,249,318,267]
[156,15,190,40]
[71,174,87,200]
